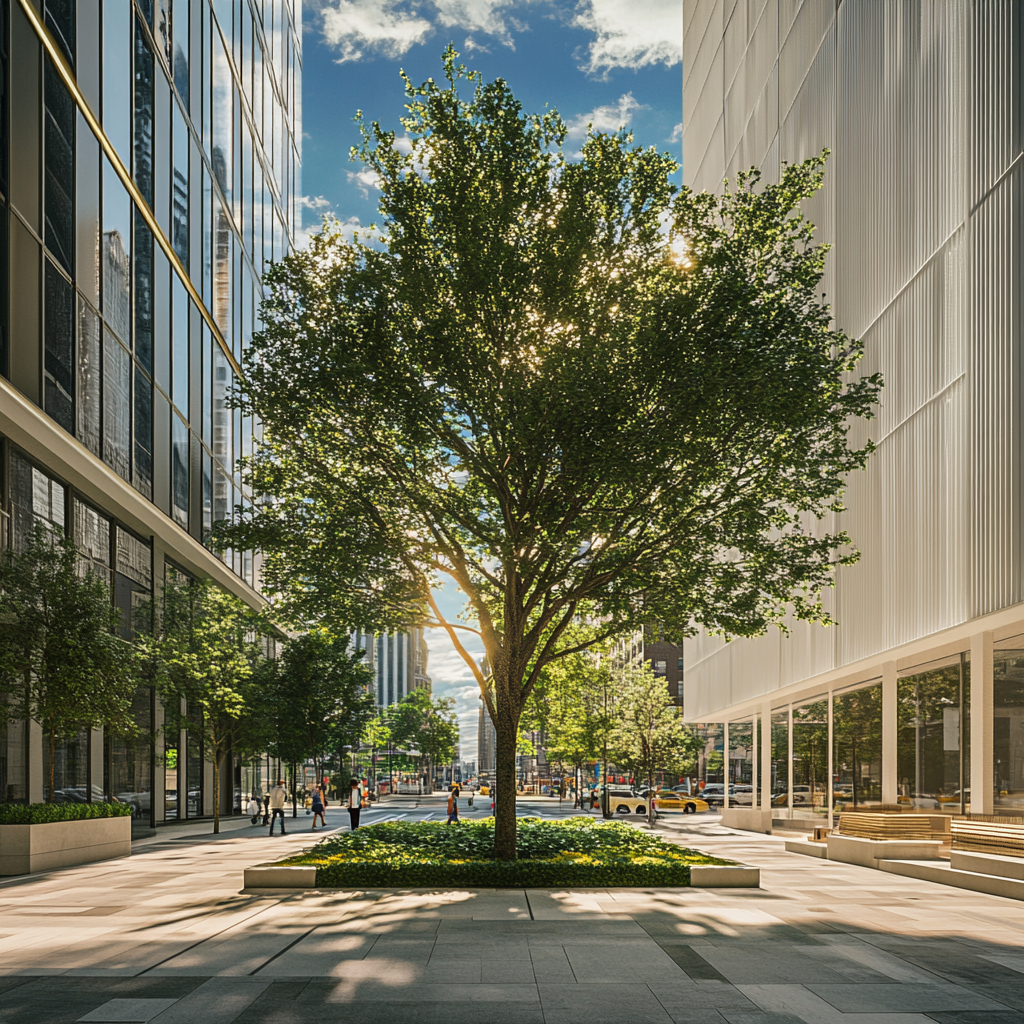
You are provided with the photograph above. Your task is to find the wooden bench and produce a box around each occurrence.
[838,812,933,841]
[951,819,1024,859]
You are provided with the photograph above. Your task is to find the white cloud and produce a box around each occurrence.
[669,122,683,143]
[299,194,334,211]
[293,214,363,251]
[566,92,647,138]
[431,0,522,48]
[320,0,432,63]
[573,0,683,76]
[347,167,382,198]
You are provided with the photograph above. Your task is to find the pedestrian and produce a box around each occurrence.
[268,779,288,835]
[261,792,270,825]
[347,778,362,830]
[447,786,459,824]
[310,785,326,830]
[246,794,261,825]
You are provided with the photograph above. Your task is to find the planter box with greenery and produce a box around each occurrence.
[274,817,730,888]
[0,803,133,876]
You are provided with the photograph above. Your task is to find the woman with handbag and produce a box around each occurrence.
[311,785,327,830]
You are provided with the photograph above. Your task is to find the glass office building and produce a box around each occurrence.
[0,0,301,821]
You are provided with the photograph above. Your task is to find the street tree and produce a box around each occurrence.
[611,662,693,824]
[255,629,376,791]
[228,51,882,858]
[389,688,459,790]
[0,525,140,800]
[141,573,267,833]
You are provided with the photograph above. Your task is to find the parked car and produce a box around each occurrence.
[595,787,649,816]
[702,784,732,807]
[653,790,709,814]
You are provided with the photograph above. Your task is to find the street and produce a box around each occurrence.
[1,800,1024,1022]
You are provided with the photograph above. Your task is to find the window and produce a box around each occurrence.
[45,0,75,67]
[43,59,74,275]
[171,413,189,528]
[102,327,131,481]
[101,0,131,166]
[133,364,152,499]
[171,275,188,413]
[653,660,667,676]
[77,297,101,455]
[994,639,1024,811]
[133,212,153,373]
[171,0,188,108]
[74,497,111,585]
[833,681,883,812]
[791,697,828,819]
[9,450,65,553]
[897,656,970,813]
[101,158,131,343]
[172,100,189,267]
[133,13,154,207]
[44,260,74,433]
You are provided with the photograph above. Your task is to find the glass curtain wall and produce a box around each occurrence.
[993,638,1024,812]
[728,719,754,806]
[897,656,970,813]
[832,680,883,812]
[792,697,828,818]
[43,727,90,803]
[186,715,203,817]
[0,719,28,803]
[164,728,179,820]
[771,710,789,812]
[104,687,153,822]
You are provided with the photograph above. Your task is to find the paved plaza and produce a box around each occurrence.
[1,806,1024,1023]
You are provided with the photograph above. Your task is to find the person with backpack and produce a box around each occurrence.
[311,785,327,830]
[447,786,459,824]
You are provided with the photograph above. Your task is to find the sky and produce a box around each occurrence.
[298,0,684,759]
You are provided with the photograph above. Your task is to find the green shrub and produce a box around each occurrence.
[0,802,134,825]
[283,816,729,888]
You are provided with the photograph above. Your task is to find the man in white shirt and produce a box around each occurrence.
[348,779,362,830]
[268,779,288,835]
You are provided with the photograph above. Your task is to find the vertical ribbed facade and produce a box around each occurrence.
[683,0,1024,720]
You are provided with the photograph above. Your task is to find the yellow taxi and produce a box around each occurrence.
[478,783,490,796]
[653,790,709,814]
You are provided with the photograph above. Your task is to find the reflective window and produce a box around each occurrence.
[104,686,153,822]
[897,656,970,813]
[74,497,111,584]
[43,59,75,274]
[115,525,152,637]
[171,274,188,412]
[164,733,178,820]
[213,196,232,338]
[133,364,153,499]
[76,297,101,456]
[172,100,189,266]
[101,158,131,343]
[212,26,233,196]
[155,0,171,69]
[133,212,154,373]
[172,0,189,108]
[202,447,212,543]
[133,13,154,206]
[770,710,788,811]
[171,412,189,528]
[792,697,828,819]
[102,0,131,167]
[44,727,90,803]
[212,345,231,474]
[833,681,883,813]
[727,719,754,807]
[102,328,131,481]
[44,260,75,433]
[10,450,65,553]
[186,719,202,816]
[201,321,212,446]
[45,0,75,67]
[993,642,1024,811]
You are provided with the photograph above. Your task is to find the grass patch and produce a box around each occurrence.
[0,802,133,825]
[282,816,729,887]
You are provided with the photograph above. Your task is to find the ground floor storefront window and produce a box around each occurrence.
[727,719,755,808]
[994,639,1024,811]
[832,680,883,812]
[897,655,969,814]
[771,710,789,812]
[792,696,828,819]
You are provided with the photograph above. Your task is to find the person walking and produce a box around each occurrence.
[268,779,288,835]
[246,794,261,825]
[347,778,362,831]
[447,786,459,824]
[310,785,326,830]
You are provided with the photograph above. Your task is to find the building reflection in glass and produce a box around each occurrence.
[832,680,882,812]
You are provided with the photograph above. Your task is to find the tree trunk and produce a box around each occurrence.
[601,738,612,819]
[213,746,221,835]
[493,702,520,860]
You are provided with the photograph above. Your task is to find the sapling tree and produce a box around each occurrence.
[0,525,139,800]
[228,51,881,858]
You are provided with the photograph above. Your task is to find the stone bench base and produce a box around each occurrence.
[690,865,759,887]
[826,834,943,868]
[950,850,1024,880]
[784,839,828,859]
[0,816,131,876]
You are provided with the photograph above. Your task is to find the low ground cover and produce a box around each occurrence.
[282,816,729,887]
[0,802,133,825]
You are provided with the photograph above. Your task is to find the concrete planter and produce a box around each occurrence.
[244,864,317,888]
[0,815,131,876]
[690,865,760,887]
[826,833,943,868]
[720,807,772,834]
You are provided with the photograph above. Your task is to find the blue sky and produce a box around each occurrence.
[299,0,684,757]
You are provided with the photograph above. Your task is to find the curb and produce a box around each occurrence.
[243,864,317,888]
[690,865,760,887]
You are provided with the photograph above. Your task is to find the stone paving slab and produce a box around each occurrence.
[3,814,1024,1021]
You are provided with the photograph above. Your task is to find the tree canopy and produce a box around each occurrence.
[229,51,881,857]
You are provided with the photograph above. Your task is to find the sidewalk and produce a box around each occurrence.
[1,816,1024,1022]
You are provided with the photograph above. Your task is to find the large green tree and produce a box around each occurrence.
[0,526,140,800]
[229,52,881,858]
[141,574,268,833]
[255,629,376,787]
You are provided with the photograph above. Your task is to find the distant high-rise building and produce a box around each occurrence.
[352,627,432,709]
[477,701,496,775]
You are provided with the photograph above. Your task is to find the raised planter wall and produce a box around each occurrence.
[720,807,772,834]
[0,815,131,875]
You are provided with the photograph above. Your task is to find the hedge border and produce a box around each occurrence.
[312,858,697,888]
[0,802,134,825]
